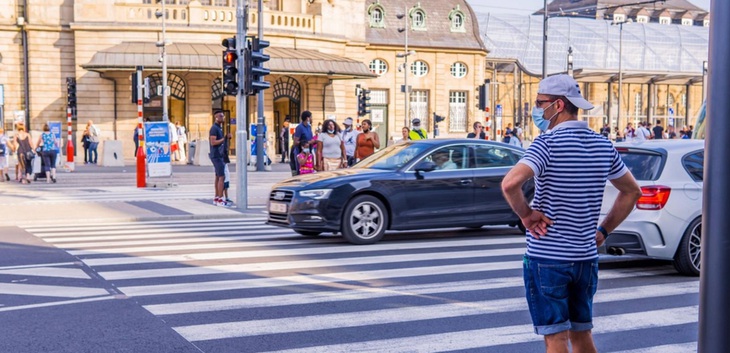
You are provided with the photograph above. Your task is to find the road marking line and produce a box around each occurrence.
[0,267,91,279]
[41,228,287,243]
[613,343,697,353]
[0,262,77,270]
[83,238,524,267]
[32,223,274,238]
[100,248,525,279]
[23,217,268,232]
[0,283,110,298]
[0,295,117,312]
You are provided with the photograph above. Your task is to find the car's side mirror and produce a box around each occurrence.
[414,161,437,173]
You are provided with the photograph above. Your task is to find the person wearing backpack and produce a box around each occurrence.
[0,127,10,182]
[87,120,100,164]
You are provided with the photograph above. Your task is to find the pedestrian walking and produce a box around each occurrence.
[82,124,91,164]
[36,123,59,183]
[316,119,346,171]
[635,121,650,141]
[290,110,313,176]
[209,110,231,207]
[175,121,188,163]
[467,122,486,139]
[341,117,360,166]
[279,117,291,163]
[355,119,379,161]
[12,123,35,184]
[0,127,10,182]
[87,120,100,164]
[501,74,641,353]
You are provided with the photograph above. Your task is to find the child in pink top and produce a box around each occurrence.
[297,140,315,174]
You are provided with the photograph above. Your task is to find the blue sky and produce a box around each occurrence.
[467,0,711,16]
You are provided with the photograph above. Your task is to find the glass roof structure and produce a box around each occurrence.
[477,14,709,84]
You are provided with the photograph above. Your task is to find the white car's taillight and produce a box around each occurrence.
[636,185,671,210]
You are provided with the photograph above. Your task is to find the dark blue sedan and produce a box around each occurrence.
[267,139,532,244]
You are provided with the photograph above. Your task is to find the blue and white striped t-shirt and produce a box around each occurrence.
[519,120,628,261]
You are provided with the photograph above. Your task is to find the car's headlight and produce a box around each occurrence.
[299,189,333,200]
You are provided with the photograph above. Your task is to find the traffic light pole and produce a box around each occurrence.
[235,0,249,209]
[256,0,265,172]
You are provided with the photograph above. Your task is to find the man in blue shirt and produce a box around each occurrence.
[289,110,313,175]
[209,110,230,207]
[501,74,642,353]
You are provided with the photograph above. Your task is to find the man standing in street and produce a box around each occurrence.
[652,120,665,139]
[466,122,485,139]
[290,110,313,175]
[209,111,231,207]
[501,74,641,353]
[409,118,428,140]
[341,117,360,167]
[279,117,291,164]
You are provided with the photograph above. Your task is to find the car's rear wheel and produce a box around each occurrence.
[673,217,701,276]
[294,230,321,237]
[342,195,388,245]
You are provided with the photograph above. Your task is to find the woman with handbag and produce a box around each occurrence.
[36,123,59,183]
[12,123,35,184]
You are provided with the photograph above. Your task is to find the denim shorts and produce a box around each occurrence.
[523,255,599,335]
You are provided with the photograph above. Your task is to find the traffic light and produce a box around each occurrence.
[221,37,238,96]
[66,77,77,108]
[244,37,271,96]
[433,112,445,137]
[357,89,371,117]
[477,83,487,111]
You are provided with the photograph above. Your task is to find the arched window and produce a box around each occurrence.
[367,2,385,28]
[147,73,186,100]
[448,5,466,32]
[411,60,429,77]
[411,9,426,29]
[450,62,467,78]
[369,59,388,76]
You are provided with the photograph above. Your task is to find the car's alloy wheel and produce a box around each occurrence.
[673,217,701,276]
[342,195,388,244]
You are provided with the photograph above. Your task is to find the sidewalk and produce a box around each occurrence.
[0,161,294,226]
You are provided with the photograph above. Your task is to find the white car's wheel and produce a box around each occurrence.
[673,217,701,276]
[342,195,388,245]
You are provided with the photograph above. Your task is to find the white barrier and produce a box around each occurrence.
[194,139,213,166]
[101,140,125,167]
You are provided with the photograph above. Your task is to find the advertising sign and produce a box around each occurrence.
[668,107,675,127]
[144,122,172,177]
[48,122,62,152]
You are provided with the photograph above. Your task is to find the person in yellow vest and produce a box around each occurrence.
[408,118,428,140]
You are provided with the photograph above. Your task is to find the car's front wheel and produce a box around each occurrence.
[673,217,701,276]
[342,195,388,244]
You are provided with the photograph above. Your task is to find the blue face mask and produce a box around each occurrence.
[532,101,558,132]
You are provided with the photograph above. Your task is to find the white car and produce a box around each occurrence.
[600,139,704,276]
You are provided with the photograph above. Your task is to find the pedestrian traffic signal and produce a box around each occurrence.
[433,112,445,137]
[221,37,238,96]
[66,77,77,108]
[244,37,271,96]
[357,89,371,117]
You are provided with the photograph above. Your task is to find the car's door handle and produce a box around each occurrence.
[460,179,472,185]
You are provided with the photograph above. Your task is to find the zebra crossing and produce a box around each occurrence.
[23,218,700,353]
[0,185,215,204]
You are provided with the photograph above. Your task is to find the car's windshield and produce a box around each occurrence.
[354,143,430,170]
[619,151,664,181]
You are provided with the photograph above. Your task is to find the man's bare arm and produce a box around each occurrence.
[599,172,642,236]
[501,163,552,237]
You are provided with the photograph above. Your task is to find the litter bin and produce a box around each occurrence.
[188,140,196,165]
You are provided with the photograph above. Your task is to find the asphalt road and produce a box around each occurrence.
[0,218,699,353]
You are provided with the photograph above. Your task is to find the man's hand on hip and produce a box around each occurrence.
[521,209,553,239]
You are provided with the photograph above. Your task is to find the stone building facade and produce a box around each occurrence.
[0,0,487,159]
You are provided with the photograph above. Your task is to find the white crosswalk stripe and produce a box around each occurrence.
[0,186,213,204]
[24,218,700,353]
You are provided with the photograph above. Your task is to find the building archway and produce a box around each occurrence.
[273,76,302,154]
[144,73,186,126]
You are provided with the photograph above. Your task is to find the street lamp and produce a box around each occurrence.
[612,19,632,133]
[397,8,413,128]
[542,0,548,79]
[567,46,574,77]
[702,60,708,101]
[155,1,170,122]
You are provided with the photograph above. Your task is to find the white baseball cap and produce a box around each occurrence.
[343,117,353,125]
[537,74,594,110]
